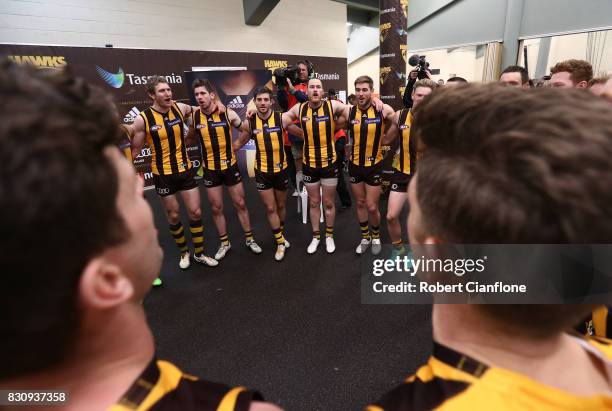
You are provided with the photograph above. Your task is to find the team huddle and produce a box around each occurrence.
[127,74,431,271]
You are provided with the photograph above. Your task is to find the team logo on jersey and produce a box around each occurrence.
[265,126,281,133]
[315,115,330,122]
[196,124,207,129]
[166,118,181,126]
[95,65,125,88]
[351,119,361,125]
[400,124,410,130]
[210,121,228,127]
[380,22,392,43]
[364,118,381,124]
[151,125,163,131]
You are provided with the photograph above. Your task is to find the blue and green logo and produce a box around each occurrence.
[96,65,125,88]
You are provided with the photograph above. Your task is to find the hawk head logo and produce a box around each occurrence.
[380,67,392,85]
[379,22,392,43]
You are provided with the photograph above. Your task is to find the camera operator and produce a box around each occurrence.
[276,60,312,193]
[402,55,432,108]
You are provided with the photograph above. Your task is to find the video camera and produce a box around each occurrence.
[408,54,430,80]
[274,60,314,86]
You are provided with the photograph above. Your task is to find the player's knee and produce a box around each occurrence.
[265,203,277,215]
[386,212,398,222]
[309,198,320,209]
[366,202,379,215]
[356,198,367,209]
[323,199,335,210]
[234,198,246,211]
[211,203,223,216]
[276,202,286,214]
[167,209,180,224]
[189,207,202,221]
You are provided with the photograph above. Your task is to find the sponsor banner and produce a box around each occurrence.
[362,244,612,304]
[1,44,346,187]
[379,0,408,110]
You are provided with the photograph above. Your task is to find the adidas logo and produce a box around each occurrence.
[123,106,140,123]
[227,96,245,109]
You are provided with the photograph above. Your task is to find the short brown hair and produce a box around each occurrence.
[589,75,610,87]
[550,59,593,85]
[354,75,374,89]
[413,79,437,92]
[192,78,215,94]
[413,84,612,336]
[253,86,272,99]
[146,75,169,95]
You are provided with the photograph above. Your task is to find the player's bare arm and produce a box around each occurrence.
[226,108,243,129]
[233,119,251,151]
[130,115,146,159]
[382,110,400,145]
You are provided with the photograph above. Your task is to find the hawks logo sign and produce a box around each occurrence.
[379,22,392,43]
[380,67,392,85]
[400,0,408,18]
[400,45,407,64]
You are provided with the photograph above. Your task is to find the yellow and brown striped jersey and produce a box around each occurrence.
[578,305,612,338]
[348,104,384,167]
[299,100,336,168]
[394,108,417,175]
[193,108,236,171]
[110,357,262,411]
[140,103,191,176]
[249,111,287,173]
[367,338,612,411]
[118,124,133,163]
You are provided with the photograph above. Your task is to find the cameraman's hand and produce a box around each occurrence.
[286,78,296,93]
[425,69,432,79]
[409,70,418,80]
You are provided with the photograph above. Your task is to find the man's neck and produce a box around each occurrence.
[433,305,612,396]
[2,304,155,411]
[308,100,323,110]
[152,102,171,114]
[201,104,216,116]
[257,110,273,120]
[358,100,372,111]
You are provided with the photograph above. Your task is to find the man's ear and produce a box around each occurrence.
[576,81,588,89]
[79,257,134,310]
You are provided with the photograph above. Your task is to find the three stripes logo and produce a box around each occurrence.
[227,96,245,109]
[123,106,140,123]
[96,65,125,88]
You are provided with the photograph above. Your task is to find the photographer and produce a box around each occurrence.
[402,55,432,108]
[276,60,312,192]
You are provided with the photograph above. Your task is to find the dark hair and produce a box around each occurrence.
[500,65,529,84]
[413,84,612,337]
[253,86,273,99]
[192,78,215,93]
[446,76,468,83]
[354,75,374,89]
[146,75,169,95]
[550,59,593,85]
[0,60,128,379]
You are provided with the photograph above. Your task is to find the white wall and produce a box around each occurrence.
[348,49,379,93]
[0,0,347,57]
